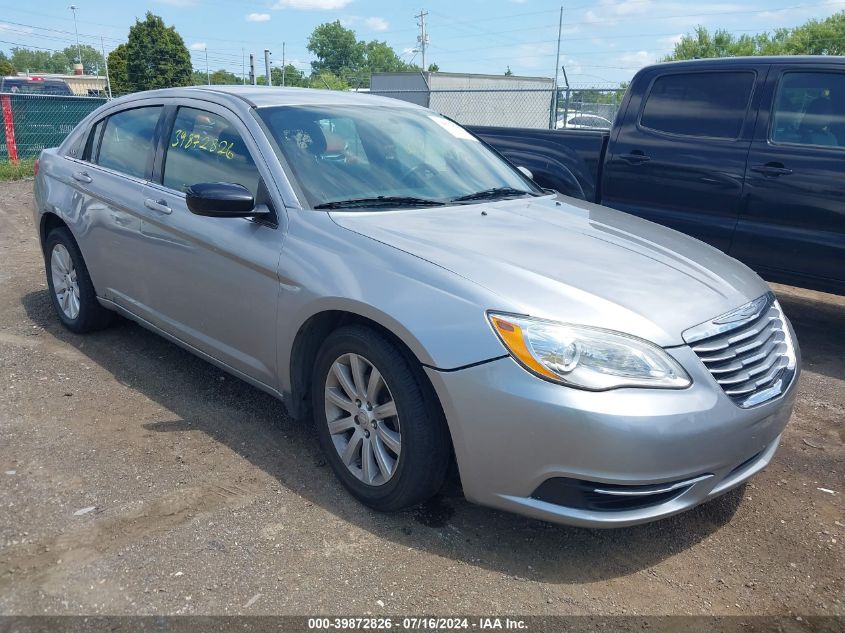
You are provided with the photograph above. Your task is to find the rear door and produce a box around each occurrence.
[137,102,284,387]
[67,104,163,307]
[731,64,845,294]
[601,66,765,251]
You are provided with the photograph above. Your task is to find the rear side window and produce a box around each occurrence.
[162,107,260,196]
[771,71,845,149]
[640,72,755,139]
[96,106,162,179]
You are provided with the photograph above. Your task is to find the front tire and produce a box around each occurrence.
[312,325,450,511]
[44,227,114,333]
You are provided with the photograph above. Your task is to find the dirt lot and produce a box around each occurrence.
[0,179,842,617]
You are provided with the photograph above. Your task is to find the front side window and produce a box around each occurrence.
[640,72,755,139]
[162,107,260,196]
[258,105,540,208]
[96,106,162,179]
[771,72,845,149]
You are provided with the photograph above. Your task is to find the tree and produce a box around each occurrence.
[664,11,845,61]
[10,48,68,74]
[62,45,105,74]
[427,63,439,72]
[125,12,192,92]
[107,44,131,95]
[504,66,513,76]
[277,64,307,87]
[210,69,239,84]
[0,52,14,76]
[307,21,364,78]
[309,71,349,91]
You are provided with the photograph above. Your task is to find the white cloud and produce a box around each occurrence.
[659,34,684,47]
[246,13,272,22]
[365,16,389,31]
[273,0,353,10]
[619,50,654,67]
[189,42,207,50]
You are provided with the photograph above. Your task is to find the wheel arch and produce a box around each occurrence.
[286,308,442,427]
[39,212,71,251]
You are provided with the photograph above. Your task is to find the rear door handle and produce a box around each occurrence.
[619,152,651,164]
[72,171,92,184]
[750,163,793,176]
[144,198,172,214]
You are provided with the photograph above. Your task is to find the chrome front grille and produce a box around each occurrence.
[683,293,797,408]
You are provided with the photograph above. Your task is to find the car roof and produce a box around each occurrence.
[108,85,424,110]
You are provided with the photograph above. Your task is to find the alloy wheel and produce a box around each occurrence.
[324,353,402,486]
[51,244,80,320]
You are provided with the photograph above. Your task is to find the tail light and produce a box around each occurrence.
[33,158,39,177]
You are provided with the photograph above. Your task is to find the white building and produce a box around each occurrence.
[370,72,555,129]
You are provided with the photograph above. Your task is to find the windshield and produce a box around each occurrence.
[258,104,542,209]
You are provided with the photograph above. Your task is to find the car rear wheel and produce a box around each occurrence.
[44,227,114,333]
[312,325,450,511]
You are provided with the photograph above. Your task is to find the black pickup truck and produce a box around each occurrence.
[470,56,845,296]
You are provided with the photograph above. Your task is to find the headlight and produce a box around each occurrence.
[488,312,691,390]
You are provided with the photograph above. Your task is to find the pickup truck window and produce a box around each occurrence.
[771,72,845,149]
[640,72,755,139]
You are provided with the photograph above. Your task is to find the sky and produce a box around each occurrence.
[2,0,844,86]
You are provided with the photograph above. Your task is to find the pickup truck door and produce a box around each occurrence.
[731,64,845,294]
[601,66,765,252]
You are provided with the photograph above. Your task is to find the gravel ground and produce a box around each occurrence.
[0,179,842,617]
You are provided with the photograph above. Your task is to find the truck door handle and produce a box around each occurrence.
[750,163,793,176]
[619,152,651,164]
[72,171,92,184]
[144,198,172,214]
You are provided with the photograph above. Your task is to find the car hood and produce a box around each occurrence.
[329,195,769,346]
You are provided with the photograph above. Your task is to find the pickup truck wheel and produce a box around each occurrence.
[44,227,114,333]
[312,325,450,512]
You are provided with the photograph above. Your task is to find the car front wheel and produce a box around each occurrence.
[312,325,450,512]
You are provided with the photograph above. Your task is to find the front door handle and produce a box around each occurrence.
[619,152,651,164]
[750,163,793,177]
[72,171,92,184]
[144,198,172,214]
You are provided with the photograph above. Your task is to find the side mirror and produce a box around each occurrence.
[185,182,258,218]
[516,165,533,180]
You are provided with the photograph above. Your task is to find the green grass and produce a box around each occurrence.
[0,158,36,181]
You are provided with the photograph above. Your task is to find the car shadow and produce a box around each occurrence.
[22,289,747,585]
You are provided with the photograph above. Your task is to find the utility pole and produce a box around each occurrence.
[101,36,112,99]
[281,42,286,87]
[242,48,246,84]
[415,9,428,71]
[551,5,563,129]
[205,47,210,85]
[68,5,83,72]
[264,49,272,87]
[249,53,256,85]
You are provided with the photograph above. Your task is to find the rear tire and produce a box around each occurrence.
[44,227,114,333]
[312,325,450,512]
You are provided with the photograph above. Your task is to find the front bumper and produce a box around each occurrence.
[425,343,799,528]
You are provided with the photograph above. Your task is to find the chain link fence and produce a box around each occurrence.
[0,92,106,161]
[368,86,627,130]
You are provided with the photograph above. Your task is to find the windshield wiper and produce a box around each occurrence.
[450,187,539,203]
[314,196,445,210]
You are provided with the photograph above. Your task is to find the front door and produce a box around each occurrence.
[137,104,283,387]
[732,66,845,294]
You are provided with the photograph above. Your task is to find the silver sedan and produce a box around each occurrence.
[33,87,799,527]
